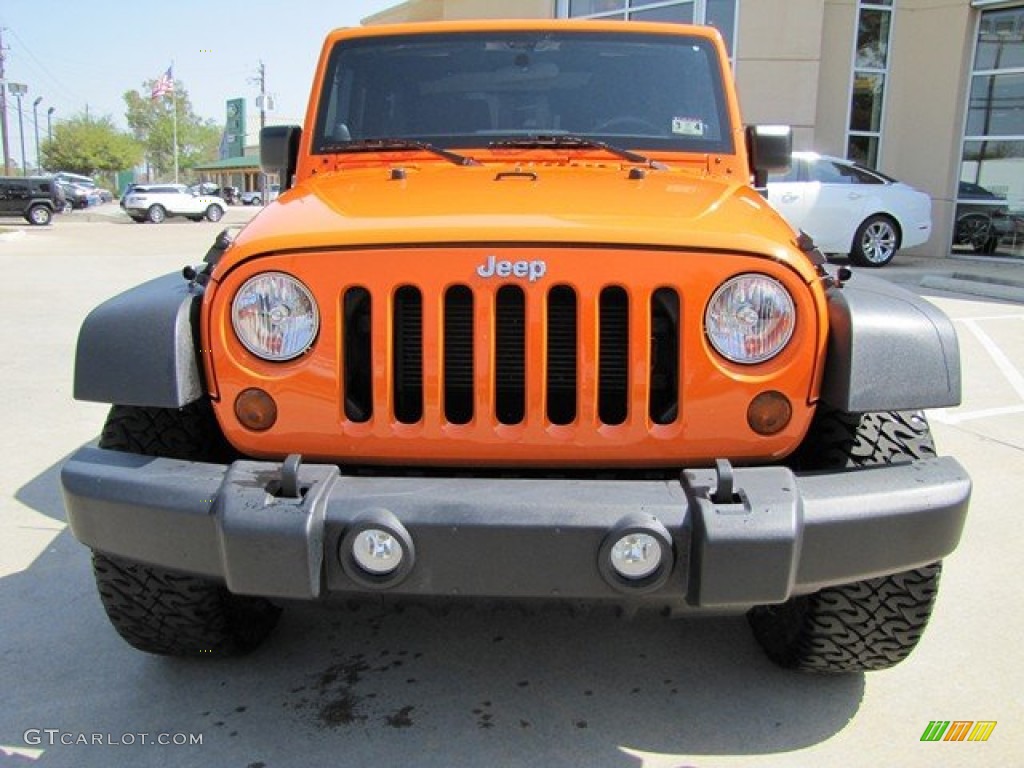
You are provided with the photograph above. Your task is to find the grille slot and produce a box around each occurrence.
[444,285,474,425]
[650,288,680,425]
[495,285,526,425]
[598,286,629,426]
[343,287,372,422]
[393,286,423,424]
[546,285,578,425]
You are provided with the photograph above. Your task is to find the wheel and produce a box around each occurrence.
[91,402,280,656]
[850,214,900,267]
[251,196,262,206]
[205,204,224,222]
[26,205,52,226]
[146,204,166,224]
[954,213,998,253]
[748,409,943,673]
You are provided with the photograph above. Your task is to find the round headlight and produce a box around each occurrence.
[705,274,796,364]
[231,272,319,361]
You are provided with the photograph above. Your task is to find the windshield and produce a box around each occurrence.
[313,30,733,156]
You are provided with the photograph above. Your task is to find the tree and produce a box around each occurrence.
[124,79,222,180]
[39,114,141,176]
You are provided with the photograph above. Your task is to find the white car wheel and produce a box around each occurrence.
[851,215,899,268]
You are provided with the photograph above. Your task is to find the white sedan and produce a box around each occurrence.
[767,152,932,267]
[123,184,226,224]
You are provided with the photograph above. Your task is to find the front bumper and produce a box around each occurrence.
[60,446,970,609]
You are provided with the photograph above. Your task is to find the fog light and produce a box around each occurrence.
[610,533,662,580]
[352,529,403,575]
[599,515,674,593]
[747,390,792,435]
[339,511,415,588]
[235,388,278,431]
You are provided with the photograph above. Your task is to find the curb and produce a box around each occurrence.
[920,274,1024,303]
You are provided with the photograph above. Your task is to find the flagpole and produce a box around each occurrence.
[171,60,179,183]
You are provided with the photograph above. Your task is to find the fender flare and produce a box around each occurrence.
[74,272,204,408]
[820,273,961,413]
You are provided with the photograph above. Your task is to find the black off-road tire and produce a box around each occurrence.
[789,408,936,470]
[748,409,943,673]
[92,402,280,656]
[93,552,281,656]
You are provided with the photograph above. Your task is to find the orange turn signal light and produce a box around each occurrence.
[747,391,792,436]
[235,388,278,432]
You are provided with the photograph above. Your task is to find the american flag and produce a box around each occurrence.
[151,66,174,100]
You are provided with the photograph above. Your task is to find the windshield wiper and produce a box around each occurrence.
[489,135,667,169]
[318,138,479,167]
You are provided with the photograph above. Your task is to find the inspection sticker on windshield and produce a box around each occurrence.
[672,117,705,136]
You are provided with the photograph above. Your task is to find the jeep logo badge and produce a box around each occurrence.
[476,255,547,282]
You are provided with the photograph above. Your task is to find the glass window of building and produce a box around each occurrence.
[561,1,738,56]
[847,1,893,168]
[955,6,1024,259]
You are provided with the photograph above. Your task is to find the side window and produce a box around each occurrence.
[849,166,885,184]
[808,159,852,184]
[5,182,29,200]
[768,159,805,184]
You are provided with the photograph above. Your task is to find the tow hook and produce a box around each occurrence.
[279,453,303,499]
[711,458,735,504]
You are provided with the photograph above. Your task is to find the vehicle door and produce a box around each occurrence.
[766,158,811,233]
[181,189,212,214]
[796,158,871,252]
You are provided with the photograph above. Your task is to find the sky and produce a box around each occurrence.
[0,0,401,166]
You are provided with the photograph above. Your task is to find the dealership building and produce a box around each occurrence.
[361,0,1024,261]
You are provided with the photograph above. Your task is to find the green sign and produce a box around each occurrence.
[225,98,246,158]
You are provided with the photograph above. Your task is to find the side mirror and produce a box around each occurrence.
[260,125,302,191]
[746,125,792,193]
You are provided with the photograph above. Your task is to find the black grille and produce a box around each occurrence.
[341,283,680,428]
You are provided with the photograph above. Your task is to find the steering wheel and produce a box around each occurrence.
[592,116,662,135]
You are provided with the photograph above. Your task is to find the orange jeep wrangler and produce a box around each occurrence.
[62,20,970,672]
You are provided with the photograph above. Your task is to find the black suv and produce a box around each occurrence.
[0,176,65,225]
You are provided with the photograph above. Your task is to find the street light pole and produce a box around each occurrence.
[33,97,42,173]
[8,83,29,176]
[0,28,11,175]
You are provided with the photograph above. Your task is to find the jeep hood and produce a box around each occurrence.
[226,162,802,269]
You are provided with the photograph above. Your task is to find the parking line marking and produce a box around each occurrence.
[953,314,1024,323]
[930,404,1024,425]
[962,318,1024,402]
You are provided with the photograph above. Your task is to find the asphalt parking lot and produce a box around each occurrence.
[1,209,1022,767]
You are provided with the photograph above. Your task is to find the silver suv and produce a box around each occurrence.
[123,184,226,224]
